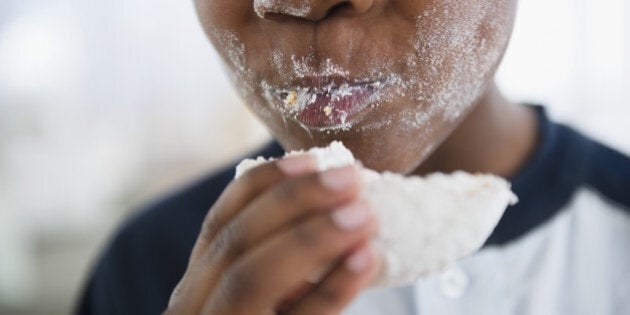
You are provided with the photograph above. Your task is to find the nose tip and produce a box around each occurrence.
[254,0,374,22]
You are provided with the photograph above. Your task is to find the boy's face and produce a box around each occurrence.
[195,0,517,173]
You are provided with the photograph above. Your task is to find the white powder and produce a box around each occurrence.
[271,49,289,79]
[252,0,510,134]
[254,0,311,19]
[235,141,355,178]
[214,30,273,121]
[290,55,350,79]
[235,141,517,287]
[260,78,394,131]
[402,0,512,126]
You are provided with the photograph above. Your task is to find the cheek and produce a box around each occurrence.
[357,0,516,170]
[399,0,514,122]
[194,0,251,31]
[193,4,274,122]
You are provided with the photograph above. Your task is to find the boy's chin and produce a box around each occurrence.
[250,85,480,173]
[268,114,448,174]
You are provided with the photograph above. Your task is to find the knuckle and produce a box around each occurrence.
[274,175,319,206]
[292,219,324,248]
[317,285,346,306]
[200,212,221,241]
[276,180,300,201]
[210,222,246,261]
[199,204,225,241]
[223,264,259,302]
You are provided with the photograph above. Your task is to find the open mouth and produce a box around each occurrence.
[262,77,396,129]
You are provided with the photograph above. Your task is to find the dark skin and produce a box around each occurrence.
[417,83,537,177]
[164,0,536,314]
[165,160,380,314]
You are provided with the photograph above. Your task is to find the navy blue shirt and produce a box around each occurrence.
[75,106,630,314]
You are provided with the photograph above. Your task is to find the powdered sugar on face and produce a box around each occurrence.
[216,0,512,136]
[214,30,274,121]
[400,0,511,126]
[254,0,311,19]
[289,54,350,78]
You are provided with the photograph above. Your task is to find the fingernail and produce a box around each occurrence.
[319,166,358,191]
[276,155,316,175]
[346,246,372,273]
[331,201,370,231]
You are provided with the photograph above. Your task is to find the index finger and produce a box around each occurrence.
[196,154,317,254]
[169,155,318,314]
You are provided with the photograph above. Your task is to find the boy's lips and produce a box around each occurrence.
[264,77,393,129]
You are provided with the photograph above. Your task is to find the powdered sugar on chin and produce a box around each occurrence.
[254,0,311,19]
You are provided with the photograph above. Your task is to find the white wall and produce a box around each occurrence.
[497,0,630,153]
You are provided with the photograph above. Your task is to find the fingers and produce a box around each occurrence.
[170,154,371,315]
[212,165,362,265]
[202,204,378,314]
[275,281,316,314]
[287,244,381,315]
[169,155,317,314]
[198,155,317,246]
[187,165,362,308]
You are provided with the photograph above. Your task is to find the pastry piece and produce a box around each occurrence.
[235,141,517,287]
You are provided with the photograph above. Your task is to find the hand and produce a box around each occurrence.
[163,155,380,315]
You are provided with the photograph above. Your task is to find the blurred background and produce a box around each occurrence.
[0,0,628,314]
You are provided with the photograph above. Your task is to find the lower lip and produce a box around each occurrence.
[289,83,385,128]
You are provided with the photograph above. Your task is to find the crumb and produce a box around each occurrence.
[284,91,297,107]
[323,105,332,116]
